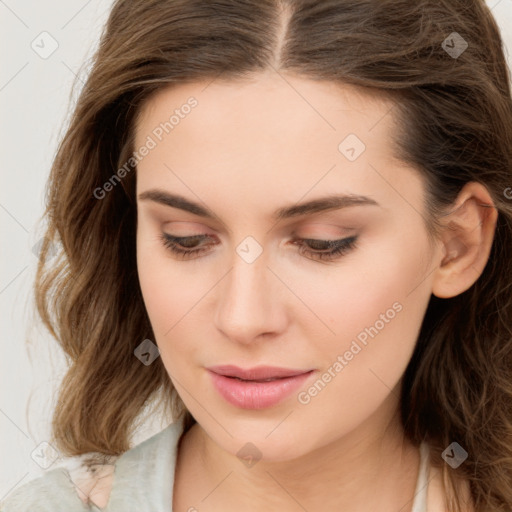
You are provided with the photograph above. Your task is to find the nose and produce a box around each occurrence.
[214,248,288,345]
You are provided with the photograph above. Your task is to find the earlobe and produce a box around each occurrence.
[431,182,498,299]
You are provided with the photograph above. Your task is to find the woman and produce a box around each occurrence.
[2,0,512,510]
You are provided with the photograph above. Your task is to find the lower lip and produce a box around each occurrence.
[208,370,314,409]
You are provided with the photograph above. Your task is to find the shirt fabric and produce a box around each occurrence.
[0,418,430,511]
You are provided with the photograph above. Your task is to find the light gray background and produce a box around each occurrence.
[1,0,512,499]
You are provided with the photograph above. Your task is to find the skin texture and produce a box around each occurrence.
[134,72,496,511]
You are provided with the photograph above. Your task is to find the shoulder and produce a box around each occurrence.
[427,458,475,512]
[1,420,185,512]
[0,466,93,512]
[102,419,185,509]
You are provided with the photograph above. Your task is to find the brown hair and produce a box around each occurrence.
[34,1,512,510]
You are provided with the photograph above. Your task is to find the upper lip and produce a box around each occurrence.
[207,365,313,380]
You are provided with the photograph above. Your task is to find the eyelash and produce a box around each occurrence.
[158,233,358,262]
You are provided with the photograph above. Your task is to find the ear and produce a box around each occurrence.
[431,182,498,299]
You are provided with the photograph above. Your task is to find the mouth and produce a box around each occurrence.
[207,364,313,381]
[206,365,315,409]
[225,376,291,382]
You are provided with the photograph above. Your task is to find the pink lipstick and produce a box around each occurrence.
[207,365,314,409]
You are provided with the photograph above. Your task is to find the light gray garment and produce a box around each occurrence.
[1,419,429,511]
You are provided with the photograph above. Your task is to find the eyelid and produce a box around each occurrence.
[290,225,357,241]
[161,221,216,235]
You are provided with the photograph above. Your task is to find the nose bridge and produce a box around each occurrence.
[214,241,284,341]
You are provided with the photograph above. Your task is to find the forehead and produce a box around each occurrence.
[135,74,395,146]
[134,73,423,219]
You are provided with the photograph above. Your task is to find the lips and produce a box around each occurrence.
[207,365,312,381]
[206,365,315,409]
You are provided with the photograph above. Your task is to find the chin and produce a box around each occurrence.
[203,414,318,463]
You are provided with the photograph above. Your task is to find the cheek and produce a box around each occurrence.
[136,231,214,369]
[136,230,186,339]
[288,240,432,442]
[289,232,429,333]
[290,231,432,379]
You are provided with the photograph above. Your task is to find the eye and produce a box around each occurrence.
[159,233,213,259]
[159,233,358,262]
[291,236,358,262]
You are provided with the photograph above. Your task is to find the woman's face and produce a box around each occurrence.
[135,73,442,461]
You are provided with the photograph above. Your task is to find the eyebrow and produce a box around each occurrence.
[137,189,380,223]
